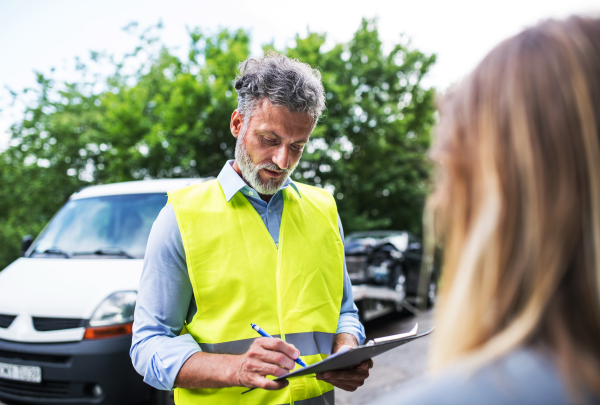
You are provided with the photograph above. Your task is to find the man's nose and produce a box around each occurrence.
[273,146,289,170]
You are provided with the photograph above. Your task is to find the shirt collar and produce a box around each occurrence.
[217,160,300,202]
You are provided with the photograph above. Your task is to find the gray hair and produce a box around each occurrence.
[234,52,326,123]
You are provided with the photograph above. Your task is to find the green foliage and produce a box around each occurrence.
[287,19,436,233]
[0,154,82,269]
[0,19,436,270]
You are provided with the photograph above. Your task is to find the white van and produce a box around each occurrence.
[0,178,209,405]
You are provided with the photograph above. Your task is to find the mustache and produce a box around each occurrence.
[258,163,289,174]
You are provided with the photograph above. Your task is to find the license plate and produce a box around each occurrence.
[0,361,42,383]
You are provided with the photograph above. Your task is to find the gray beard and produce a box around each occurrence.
[234,131,297,195]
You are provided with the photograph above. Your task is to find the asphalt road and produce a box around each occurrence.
[335,308,434,405]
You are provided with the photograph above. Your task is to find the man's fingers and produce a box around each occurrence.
[317,368,369,381]
[255,338,300,361]
[264,363,292,378]
[317,377,363,391]
[314,364,370,392]
[238,339,302,390]
[249,347,295,371]
[245,357,292,377]
[327,377,365,386]
[312,358,372,392]
[356,359,373,369]
[314,359,373,383]
[253,377,289,391]
[270,380,289,391]
[329,381,360,392]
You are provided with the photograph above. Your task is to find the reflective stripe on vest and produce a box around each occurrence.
[199,331,335,356]
[169,179,344,405]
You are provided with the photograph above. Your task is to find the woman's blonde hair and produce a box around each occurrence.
[427,16,600,396]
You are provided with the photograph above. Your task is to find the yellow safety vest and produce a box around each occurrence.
[168,179,344,405]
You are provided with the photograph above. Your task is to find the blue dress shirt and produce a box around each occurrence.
[130,160,365,391]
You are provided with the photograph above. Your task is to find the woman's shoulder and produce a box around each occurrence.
[371,347,585,405]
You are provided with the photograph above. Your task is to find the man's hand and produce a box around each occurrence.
[233,337,300,390]
[315,333,373,392]
[174,338,300,390]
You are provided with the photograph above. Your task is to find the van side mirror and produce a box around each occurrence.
[21,235,33,257]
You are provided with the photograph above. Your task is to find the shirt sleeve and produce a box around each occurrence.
[130,204,201,391]
[336,214,366,345]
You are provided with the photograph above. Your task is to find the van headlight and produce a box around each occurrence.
[89,291,137,327]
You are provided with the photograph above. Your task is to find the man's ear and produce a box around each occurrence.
[230,110,244,139]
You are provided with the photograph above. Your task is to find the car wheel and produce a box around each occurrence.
[148,389,175,405]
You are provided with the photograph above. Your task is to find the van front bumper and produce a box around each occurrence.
[0,335,152,405]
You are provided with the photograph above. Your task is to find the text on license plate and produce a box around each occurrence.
[0,361,42,383]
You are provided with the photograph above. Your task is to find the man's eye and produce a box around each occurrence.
[264,138,278,145]
[292,145,304,151]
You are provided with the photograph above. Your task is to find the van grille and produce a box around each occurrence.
[0,378,72,399]
[0,350,70,364]
[0,314,16,329]
[32,317,86,332]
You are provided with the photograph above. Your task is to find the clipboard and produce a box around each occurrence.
[242,323,433,394]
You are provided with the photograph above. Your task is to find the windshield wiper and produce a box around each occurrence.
[36,248,70,258]
[71,247,135,259]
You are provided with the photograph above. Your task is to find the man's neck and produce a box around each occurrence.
[231,160,274,203]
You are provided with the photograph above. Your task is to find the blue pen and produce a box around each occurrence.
[250,323,307,367]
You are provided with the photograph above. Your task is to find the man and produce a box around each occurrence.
[131,53,371,405]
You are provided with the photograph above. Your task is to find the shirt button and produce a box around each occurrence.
[268,209,272,213]
[248,191,254,196]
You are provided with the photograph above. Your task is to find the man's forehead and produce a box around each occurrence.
[254,99,314,124]
[251,100,314,140]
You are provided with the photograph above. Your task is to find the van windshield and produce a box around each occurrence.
[30,194,167,259]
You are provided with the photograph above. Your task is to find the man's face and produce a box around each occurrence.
[231,99,314,195]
